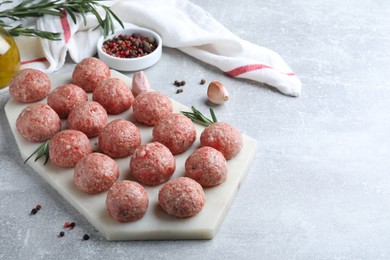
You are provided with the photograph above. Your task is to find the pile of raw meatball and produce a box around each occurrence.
[10,57,244,222]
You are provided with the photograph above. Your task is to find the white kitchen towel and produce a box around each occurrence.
[15,0,301,96]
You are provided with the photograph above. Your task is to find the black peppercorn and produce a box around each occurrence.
[30,208,38,215]
[59,231,65,237]
[180,80,186,86]
[200,79,206,85]
[174,80,181,86]
[102,33,157,58]
[83,234,90,240]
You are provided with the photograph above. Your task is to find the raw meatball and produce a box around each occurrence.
[106,180,149,222]
[9,68,51,103]
[158,177,206,218]
[132,91,173,126]
[200,122,243,160]
[185,146,228,187]
[47,84,88,118]
[73,153,119,194]
[98,119,141,158]
[16,103,61,143]
[93,78,134,114]
[72,57,110,92]
[130,142,176,186]
[153,113,196,155]
[49,130,92,168]
[67,101,108,137]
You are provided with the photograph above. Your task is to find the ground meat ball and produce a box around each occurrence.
[158,177,206,218]
[130,142,176,186]
[9,68,51,103]
[152,113,196,155]
[49,130,92,168]
[73,153,119,194]
[16,104,61,143]
[185,146,228,187]
[106,180,149,222]
[200,122,243,160]
[98,119,141,158]
[47,84,88,118]
[92,78,134,115]
[132,91,173,126]
[72,57,110,92]
[67,101,108,137]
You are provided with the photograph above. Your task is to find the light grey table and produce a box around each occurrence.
[2,0,390,259]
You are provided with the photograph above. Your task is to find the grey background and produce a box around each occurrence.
[1,0,390,259]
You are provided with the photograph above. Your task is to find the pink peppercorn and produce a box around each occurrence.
[102,33,157,59]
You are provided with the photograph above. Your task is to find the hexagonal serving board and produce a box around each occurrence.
[5,70,257,240]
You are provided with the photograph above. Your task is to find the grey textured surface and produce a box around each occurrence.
[1,0,390,259]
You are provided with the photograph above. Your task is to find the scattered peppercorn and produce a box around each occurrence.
[173,80,181,87]
[83,234,90,240]
[63,221,76,230]
[64,221,71,228]
[176,89,183,94]
[174,80,187,87]
[59,231,65,237]
[200,79,206,85]
[30,203,43,215]
[102,33,157,59]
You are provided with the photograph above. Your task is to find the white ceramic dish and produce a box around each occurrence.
[5,70,257,240]
[97,26,162,72]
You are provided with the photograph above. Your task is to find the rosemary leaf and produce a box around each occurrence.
[24,140,50,165]
[181,112,208,126]
[103,12,110,36]
[0,0,124,40]
[181,106,218,126]
[0,1,13,7]
[77,8,87,26]
[210,108,218,123]
[192,106,214,125]
[88,4,105,31]
[8,25,61,40]
[62,6,77,24]
[108,8,124,29]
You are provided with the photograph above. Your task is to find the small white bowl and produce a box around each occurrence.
[97,27,162,71]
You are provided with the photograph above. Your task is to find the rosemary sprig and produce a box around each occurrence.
[7,25,61,40]
[181,106,218,126]
[0,0,124,40]
[24,139,50,165]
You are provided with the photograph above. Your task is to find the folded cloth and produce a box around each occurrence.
[15,0,301,96]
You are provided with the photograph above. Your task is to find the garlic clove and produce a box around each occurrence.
[132,71,152,96]
[207,81,229,105]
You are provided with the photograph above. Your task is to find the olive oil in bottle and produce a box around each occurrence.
[0,27,20,90]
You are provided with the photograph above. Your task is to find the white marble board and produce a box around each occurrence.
[4,70,257,240]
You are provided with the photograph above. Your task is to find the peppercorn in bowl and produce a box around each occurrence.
[97,26,162,71]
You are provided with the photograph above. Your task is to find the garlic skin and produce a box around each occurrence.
[207,81,229,105]
[132,71,152,96]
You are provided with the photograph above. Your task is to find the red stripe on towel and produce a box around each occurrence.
[21,57,48,65]
[225,64,295,77]
[60,9,71,43]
